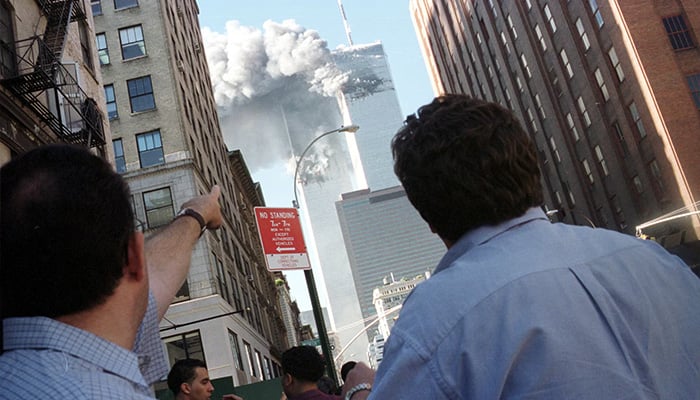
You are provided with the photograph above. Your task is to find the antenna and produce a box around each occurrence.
[337,0,354,46]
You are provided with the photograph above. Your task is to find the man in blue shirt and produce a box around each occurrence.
[0,144,222,398]
[342,95,700,399]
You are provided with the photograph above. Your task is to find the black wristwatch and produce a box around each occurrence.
[175,208,207,237]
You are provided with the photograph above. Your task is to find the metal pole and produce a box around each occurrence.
[304,268,338,385]
[292,124,359,388]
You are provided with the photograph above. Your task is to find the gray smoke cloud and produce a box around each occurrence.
[202,20,349,180]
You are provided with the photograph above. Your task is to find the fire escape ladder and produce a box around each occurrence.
[0,0,104,148]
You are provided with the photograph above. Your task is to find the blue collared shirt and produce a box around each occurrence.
[1,292,168,399]
[371,208,700,399]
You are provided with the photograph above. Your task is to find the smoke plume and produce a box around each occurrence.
[202,20,349,178]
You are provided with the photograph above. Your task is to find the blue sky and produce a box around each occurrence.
[197,1,434,311]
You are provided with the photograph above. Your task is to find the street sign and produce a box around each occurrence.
[254,207,310,271]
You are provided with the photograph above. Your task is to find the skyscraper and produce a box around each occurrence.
[410,0,700,246]
[336,186,444,335]
[93,0,289,391]
[294,42,405,366]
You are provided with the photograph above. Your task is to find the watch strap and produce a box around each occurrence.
[176,208,207,236]
[344,383,371,400]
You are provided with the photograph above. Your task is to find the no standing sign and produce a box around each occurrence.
[254,207,311,271]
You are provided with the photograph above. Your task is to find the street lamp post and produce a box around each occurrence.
[293,124,360,209]
[292,124,359,386]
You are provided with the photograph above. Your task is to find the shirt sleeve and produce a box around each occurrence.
[132,291,169,384]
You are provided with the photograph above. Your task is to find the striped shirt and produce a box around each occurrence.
[1,292,168,399]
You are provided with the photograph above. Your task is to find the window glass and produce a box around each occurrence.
[127,76,155,112]
[163,331,204,367]
[96,33,109,65]
[104,84,118,119]
[143,186,173,228]
[113,139,126,173]
[136,129,164,167]
[114,0,138,9]
[119,25,146,59]
[91,0,102,15]
[663,15,694,50]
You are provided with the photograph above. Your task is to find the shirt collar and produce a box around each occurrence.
[3,316,148,387]
[434,207,549,274]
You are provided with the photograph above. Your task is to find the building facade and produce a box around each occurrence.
[372,271,431,342]
[0,0,108,164]
[410,0,700,246]
[336,186,444,340]
[92,0,291,393]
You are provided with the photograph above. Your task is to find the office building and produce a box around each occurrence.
[92,0,290,393]
[410,0,700,246]
[293,42,405,367]
[0,0,107,163]
[336,186,444,339]
[373,271,431,341]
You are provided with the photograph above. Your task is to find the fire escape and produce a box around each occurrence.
[0,0,105,148]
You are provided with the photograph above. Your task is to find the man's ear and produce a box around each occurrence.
[124,232,146,281]
[181,382,191,395]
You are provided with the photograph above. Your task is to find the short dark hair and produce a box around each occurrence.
[0,144,134,318]
[392,94,543,241]
[282,346,325,383]
[168,358,208,395]
[340,361,356,382]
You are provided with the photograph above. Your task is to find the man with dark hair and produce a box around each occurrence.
[342,95,700,399]
[281,346,340,400]
[0,144,223,399]
[168,359,215,400]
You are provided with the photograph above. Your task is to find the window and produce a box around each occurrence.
[527,108,537,132]
[632,175,644,194]
[264,357,272,380]
[544,4,557,33]
[589,0,604,28]
[516,76,523,92]
[564,181,576,206]
[628,102,647,138]
[79,20,94,72]
[119,25,146,60]
[608,47,625,82]
[535,93,546,119]
[582,159,594,184]
[255,350,264,379]
[113,139,126,173]
[566,113,580,141]
[95,33,109,65]
[0,1,16,79]
[244,342,255,377]
[612,122,629,156]
[520,53,532,78]
[228,330,244,371]
[687,73,700,109]
[91,0,102,15]
[163,331,204,367]
[649,159,665,194]
[143,187,173,228]
[594,145,609,176]
[114,0,138,9]
[577,96,591,127]
[500,31,511,54]
[594,68,609,101]
[662,15,694,50]
[560,49,573,78]
[549,136,561,163]
[216,257,230,304]
[507,14,517,39]
[104,84,117,119]
[127,76,155,112]
[525,0,532,10]
[136,129,164,167]
[535,24,547,51]
[576,18,590,51]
